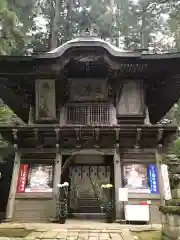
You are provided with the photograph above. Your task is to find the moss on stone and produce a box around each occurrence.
[159,205,180,215]
[133,231,161,240]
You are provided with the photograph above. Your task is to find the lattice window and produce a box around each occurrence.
[67,104,110,125]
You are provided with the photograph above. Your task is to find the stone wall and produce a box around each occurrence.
[161,189,180,240]
[162,213,180,240]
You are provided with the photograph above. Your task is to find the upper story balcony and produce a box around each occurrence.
[60,103,116,125]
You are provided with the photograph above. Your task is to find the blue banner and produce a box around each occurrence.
[148,164,158,194]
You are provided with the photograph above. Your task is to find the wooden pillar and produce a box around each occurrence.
[53,152,62,194]
[144,107,151,125]
[52,152,62,218]
[28,106,34,124]
[113,144,123,220]
[155,145,165,205]
[6,149,21,220]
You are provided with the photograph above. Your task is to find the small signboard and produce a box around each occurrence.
[148,164,158,194]
[161,164,172,200]
[125,204,149,221]
[119,188,128,202]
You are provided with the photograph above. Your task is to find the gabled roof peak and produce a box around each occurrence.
[49,36,126,53]
[47,36,139,58]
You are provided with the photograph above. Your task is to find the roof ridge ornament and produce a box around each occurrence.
[80,28,99,37]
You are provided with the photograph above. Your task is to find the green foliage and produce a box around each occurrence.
[170,138,180,158]
[59,201,68,217]
[0,1,23,55]
[133,231,161,240]
[166,102,180,126]
[0,0,178,54]
[0,100,24,148]
[165,102,180,189]
[167,3,180,52]
[165,141,180,189]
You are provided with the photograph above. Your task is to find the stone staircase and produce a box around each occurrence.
[78,195,101,213]
[74,192,105,219]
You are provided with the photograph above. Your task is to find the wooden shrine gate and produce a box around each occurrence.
[69,165,112,215]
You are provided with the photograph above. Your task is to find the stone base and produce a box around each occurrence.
[162,213,180,240]
[114,219,126,224]
[172,189,180,199]
[162,233,171,240]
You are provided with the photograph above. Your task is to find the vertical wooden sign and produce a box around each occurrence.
[36,79,56,120]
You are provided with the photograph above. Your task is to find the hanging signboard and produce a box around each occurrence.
[125,204,149,221]
[119,188,128,202]
[25,164,53,192]
[17,164,29,193]
[17,164,53,193]
[161,164,172,200]
[123,164,150,193]
[148,164,158,194]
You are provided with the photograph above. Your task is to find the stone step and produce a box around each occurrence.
[79,194,97,198]
[77,208,102,213]
[78,198,100,202]
[71,213,106,219]
[78,201,101,206]
[79,205,101,209]
[78,203,101,208]
[78,204,101,208]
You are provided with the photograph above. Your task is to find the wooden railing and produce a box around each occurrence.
[66,103,111,125]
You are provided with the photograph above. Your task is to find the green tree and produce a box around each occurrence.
[0,0,24,55]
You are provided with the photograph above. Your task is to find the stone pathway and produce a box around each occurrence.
[24,229,130,240]
[0,222,161,240]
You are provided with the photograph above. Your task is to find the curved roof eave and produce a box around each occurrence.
[142,52,180,59]
[46,36,142,58]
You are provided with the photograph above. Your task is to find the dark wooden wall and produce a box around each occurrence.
[13,197,52,222]
[117,79,144,115]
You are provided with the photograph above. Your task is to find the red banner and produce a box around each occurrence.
[17,164,29,193]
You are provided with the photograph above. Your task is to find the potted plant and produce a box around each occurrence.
[56,182,69,224]
[101,184,114,223]
[58,182,69,199]
[105,201,114,223]
[58,200,68,224]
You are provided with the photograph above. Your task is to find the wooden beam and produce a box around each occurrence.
[33,128,39,141]
[157,128,164,145]
[52,152,62,218]
[20,148,57,154]
[155,145,165,205]
[60,148,114,155]
[12,129,18,146]
[94,127,100,148]
[75,128,81,148]
[55,128,60,152]
[134,128,142,148]
[115,128,120,142]
[113,144,123,220]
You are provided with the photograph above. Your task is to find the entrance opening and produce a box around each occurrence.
[63,154,114,220]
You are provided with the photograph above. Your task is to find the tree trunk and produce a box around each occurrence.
[50,0,61,49]
[64,1,72,42]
